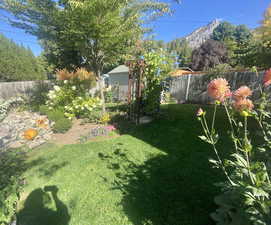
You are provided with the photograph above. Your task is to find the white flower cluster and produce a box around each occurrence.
[64,97,101,120]
[48,85,61,100]
[0,97,24,121]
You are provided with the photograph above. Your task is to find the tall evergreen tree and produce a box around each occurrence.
[0,33,46,81]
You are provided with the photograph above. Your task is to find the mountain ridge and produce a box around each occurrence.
[184,19,221,49]
[168,19,222,50]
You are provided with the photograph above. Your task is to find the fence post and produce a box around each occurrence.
[185,74,191,102]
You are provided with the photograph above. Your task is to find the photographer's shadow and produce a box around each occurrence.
[17,186,70,225]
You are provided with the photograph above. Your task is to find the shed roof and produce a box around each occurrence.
[108,65,129,75]
[170,69,203,77]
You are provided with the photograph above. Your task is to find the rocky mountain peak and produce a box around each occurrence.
[184,19,222,49]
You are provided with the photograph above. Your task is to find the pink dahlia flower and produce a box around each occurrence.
[207,78,231,102]
[233,98,254,112]
[233,86,252,101]
[263,69,271,87]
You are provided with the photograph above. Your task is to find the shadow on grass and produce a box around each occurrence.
[17,185,70,225]
[109,104,233,225]
[37,161,69,178]
[0,147,70,224]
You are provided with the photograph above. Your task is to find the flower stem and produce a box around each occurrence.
[202,115,234,185]
[244,116,254,185]
[211,144,234,185]
[224,103,238,152]
[211,104,217,133]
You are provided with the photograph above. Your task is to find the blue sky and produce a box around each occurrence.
[0,0,270,56]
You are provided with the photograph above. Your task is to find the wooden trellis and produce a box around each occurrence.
[126,59,146,124]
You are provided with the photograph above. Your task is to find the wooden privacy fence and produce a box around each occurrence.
[0,80,52,100]
[170,71,266,104]
[0,80,101,100]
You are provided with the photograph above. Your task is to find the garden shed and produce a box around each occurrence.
[108,65,129,101]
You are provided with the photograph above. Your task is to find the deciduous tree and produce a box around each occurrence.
[1,0,176,111]
[191,40,228,71]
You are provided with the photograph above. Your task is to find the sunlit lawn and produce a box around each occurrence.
[16,104,239,225]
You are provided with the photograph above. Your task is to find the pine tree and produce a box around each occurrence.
[0,33,47,81]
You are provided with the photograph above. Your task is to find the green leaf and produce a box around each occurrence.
[231,153,248,168]
[198,135,211,144]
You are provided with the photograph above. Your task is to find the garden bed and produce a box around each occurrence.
[51,119,118,145]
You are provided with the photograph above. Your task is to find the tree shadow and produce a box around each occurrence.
[37,161,69,178]
[110,145,223,225]
[109,104,233,225]
[17,185,70,225]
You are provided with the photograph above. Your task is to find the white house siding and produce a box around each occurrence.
[109,72,129,86]
[109,72,129,101]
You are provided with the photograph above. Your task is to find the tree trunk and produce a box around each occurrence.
[97,70,106,113]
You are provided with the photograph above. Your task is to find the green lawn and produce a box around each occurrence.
[15,104,237,225]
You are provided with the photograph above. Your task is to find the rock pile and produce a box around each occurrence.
[0,111,53,150]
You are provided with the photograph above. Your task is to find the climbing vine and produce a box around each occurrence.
[143,50,173,115]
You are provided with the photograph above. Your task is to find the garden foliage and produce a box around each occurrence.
[39,106,72,133]
[142,50,173,115]
[46,68,101,120]
[0,34,46,81]
[191,40,228,71]
[0,149,26,225]
[198,70,271,224]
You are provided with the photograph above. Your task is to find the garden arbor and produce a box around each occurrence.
[126,59,146,124]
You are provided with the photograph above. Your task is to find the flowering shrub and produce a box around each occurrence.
[197,73,271,224]
[0,97,24,121]
[46,68,101,120]
[63,96,101,119]
[99,113,110,124]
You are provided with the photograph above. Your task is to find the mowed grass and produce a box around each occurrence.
[17,104,240,225]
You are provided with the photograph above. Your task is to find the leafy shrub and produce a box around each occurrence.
[197,73,271,225]
[39,105,50,115]
[52,118,72,133]
[86,108,102,123]
[39,107,72,133]
[0,149,25,225]
[47,109,66,122]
